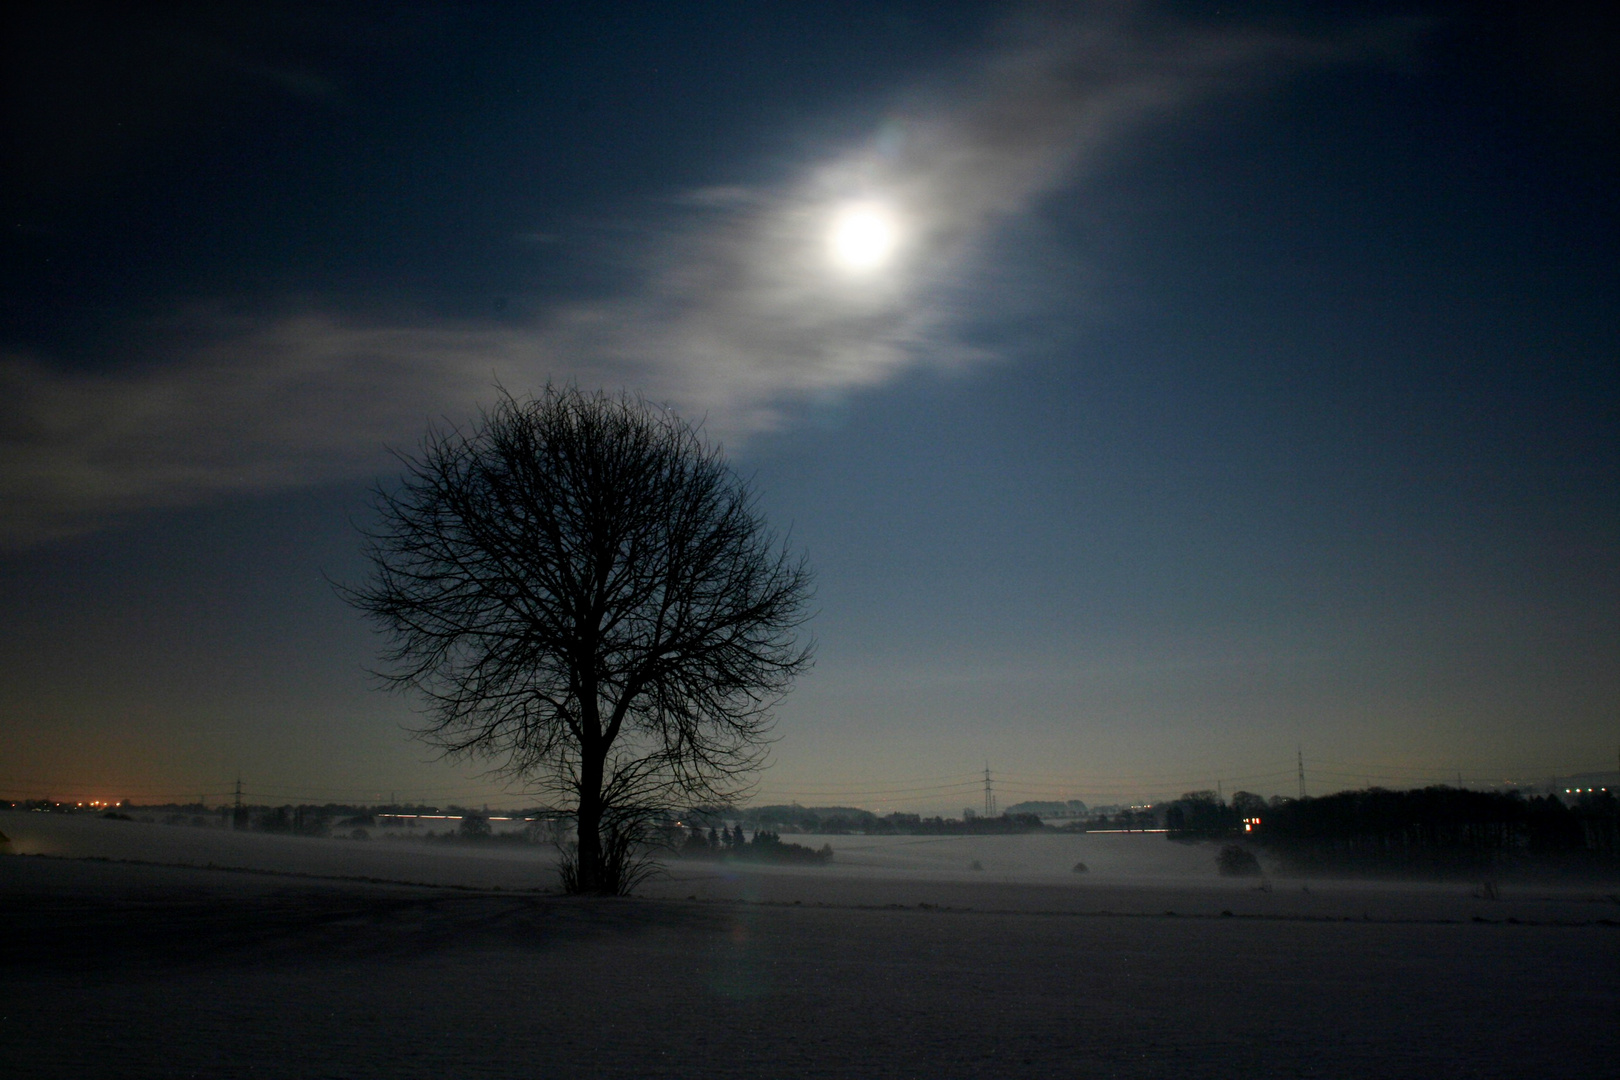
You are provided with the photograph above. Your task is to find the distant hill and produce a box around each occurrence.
[738,806,878,832]
[1005,800,1088,817]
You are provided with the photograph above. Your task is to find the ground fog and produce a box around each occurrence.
[4,811,1617,1078]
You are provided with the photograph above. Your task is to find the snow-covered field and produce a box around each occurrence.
[1,808,561,890]
[4,810,1617,1077]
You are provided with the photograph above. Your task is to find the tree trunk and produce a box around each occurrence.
[575,749,605,893]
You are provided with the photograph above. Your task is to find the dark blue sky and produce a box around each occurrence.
[2,2,1614,811]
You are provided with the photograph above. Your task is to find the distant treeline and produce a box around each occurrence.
[1165,787,1619,876]
[733,805,1049,835]
[38,800,561,842]
[244,805,566,842]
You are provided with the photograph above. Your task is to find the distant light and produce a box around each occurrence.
[828,202,898,271]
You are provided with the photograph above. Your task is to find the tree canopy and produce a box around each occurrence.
[344,387,814,893]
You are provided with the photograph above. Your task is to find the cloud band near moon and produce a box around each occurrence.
[0,6,1407,546]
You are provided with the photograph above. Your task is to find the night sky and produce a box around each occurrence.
[3,2,1614,813]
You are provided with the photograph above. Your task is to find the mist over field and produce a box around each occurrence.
[5,808,1616,918]
[4,810,1218,885]
[6,810,1619,1078]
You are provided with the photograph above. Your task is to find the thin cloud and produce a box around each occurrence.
[0,6,1412,546]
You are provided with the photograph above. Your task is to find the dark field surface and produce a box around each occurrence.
[4,855,1617,1079]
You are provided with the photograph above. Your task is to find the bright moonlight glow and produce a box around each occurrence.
[828,202,899,271]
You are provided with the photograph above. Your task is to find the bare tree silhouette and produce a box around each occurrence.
[343,387,814,894]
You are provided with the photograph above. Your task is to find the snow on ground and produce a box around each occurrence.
[4,811,1618,1077]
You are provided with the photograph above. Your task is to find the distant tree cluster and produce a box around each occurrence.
[1067,806,1163,832]
[1164,791,1263,839]
[676,823,831,864]
[1257,787,1617,867]
[253,805,333,836]
[233,803,397,837]
[1161,786,1618,877]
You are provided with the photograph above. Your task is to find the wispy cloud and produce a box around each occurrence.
[0,5,1410,546]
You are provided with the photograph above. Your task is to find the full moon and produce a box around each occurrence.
[828,202,899,272]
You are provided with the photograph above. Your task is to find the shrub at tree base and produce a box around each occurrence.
[1217,844,1263,876]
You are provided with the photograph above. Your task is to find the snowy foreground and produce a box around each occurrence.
[4,812,1617,1078]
